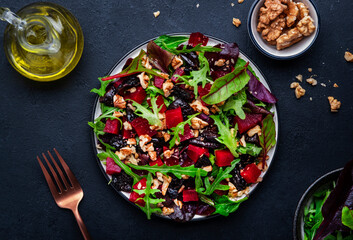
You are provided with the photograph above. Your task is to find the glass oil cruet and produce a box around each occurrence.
[0,2,84,82]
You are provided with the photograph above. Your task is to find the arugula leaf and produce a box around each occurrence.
[202,61,250,105]
[107,149,141,184]
[154,35,189,50]
[131,98,162,126]
[211,114,239,157]
[169,113,200,148]
[134,173,165,219]
[88,119,116,151]
[198,160,239,195]
[146,85,164,97]
[101,50,163,81]
[213,195,248,216]
[342,207,353,230]
[128,164,208,179]
[91,77,115,97]
[258,114,276,166]
[97,151,110,161]
[237,143,263,157]
[222,89,247,120]
[167,43,222,54]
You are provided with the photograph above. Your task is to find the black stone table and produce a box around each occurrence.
[1,0,352,239]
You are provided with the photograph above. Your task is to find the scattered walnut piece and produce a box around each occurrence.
[202,166,213,172]
[191,117,209,130]
[290,82,299,89]
[232,18,241,27]
[171,56,183,69]
[148,151,157,161]
[162,207,174,215]
[306,77,317,86]
[164,149,174,159]
[328,97,341,112]
[333,83,339,88]
[294,85,306,99]
[190,99,210,115]
[162,79,173,97]
[296,74,303,82]
[196,3,199,8]
[231,3,235,7]
[215,59,226,67]
[239,135,246,147]
[174,199,183,209]
[163,132,171,142]
[320,83,326,87]
[127,138,137,145]
[238,0,244,3]
[113,94,126,109]
[153,11,160,18]
[247,125,262,137]
[137,72,149,89]
[276,27,303,50]
[344,51,353,62]
[123,121,132,130]
[113,111,123,118]
[308,68,313,72]
[142,55,152,69]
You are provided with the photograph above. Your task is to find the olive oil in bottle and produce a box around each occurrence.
[1,2,84,82]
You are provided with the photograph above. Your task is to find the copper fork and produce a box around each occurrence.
[37,148,91,240]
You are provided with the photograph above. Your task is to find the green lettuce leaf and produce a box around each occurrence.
[166,43,222,55]
[237,143,263,157]
[131,97,162,126]
[154,35,189,50]
[222,89,247,120]
[91,77,115,97]
[342,206,353,230]
[213,195,248,216]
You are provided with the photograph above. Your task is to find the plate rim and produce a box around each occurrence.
[90,32,280,221]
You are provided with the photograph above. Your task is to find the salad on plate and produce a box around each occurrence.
[89,32,278,221]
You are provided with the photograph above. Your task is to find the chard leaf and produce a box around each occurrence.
[131,98,162,126]
[199,194,215,207]
[222,89,247,120]
[213,195,248,216]
[107,149,141,184]
[91,77,114,97]
[202,61,250,105]
[342,207,353,230]
[169,113,200,148]
[166,43,222,55]
[198,160,239,195]
[154,35,189,50]
[258,114,276,166]
[211,114,239,157]
[237,143,263,157]
[147,41,174,73]
[128,164,208,179]
[101,50,163,81]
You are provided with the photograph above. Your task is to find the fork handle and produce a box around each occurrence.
[72,208,92,240]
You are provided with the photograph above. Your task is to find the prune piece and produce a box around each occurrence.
[151,137,164,149]
[169,174,183,190]
[230,167,247,191]
[239,154,256,169]
[167,188,179,199]
[139,154,149,165]
[111,172,133,192]
[195,155,212,168]
[163,196,174,207]
[196,203,216,216]
[245,134,260,145]
[189,138,222,149]
[200,125,219,141]
[169,203,198,222]
[167,99,196,118]
[109,135,127,150]
[180,52,199,70]
[171,85,194,102]
[183,178,195,189]
[99,86,116,106]
[116,75,140,93]
[126,107,137,122]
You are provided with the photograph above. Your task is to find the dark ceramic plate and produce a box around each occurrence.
[91,33,279,221]
[293,168,342,239]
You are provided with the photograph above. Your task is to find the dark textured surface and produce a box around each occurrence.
[0,0,353,239]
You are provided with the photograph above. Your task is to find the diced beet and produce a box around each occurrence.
[150,157,164,166]
[103,119,120,135]
[211,70,228,80]
[129,178,147,207]
[187,145,209,163]
[240,163,261,184]
[154,76,164,89]
[122,128,135,139]
[124,86,146,104]
[188,32,209,47]
[165,156,179,166]
[215,149,234,167]
[105,157,122,175]
[130,117,157,137]
[198,83,212,97]
[166,107,183,128]
[147,95,167,113]
[196,203,216,216]
[180,124,195,142]
[214,180,228,196]
[113,78,124,88]
[234,113,263,134]
[183,189,199,202]
[133,178,147,189]
[180,157,194,167]
[171,67,185,83]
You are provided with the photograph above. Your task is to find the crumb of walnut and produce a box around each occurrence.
[171,56,183,69]
[174,199,183,209]
[163,149,174,159]
[261,15,286,43]
[259,0,287,25]
[290,82,299,89]
[139,134,153,152]
[162,79,173,97]
[142,55,152,69]
[328,96,341,112]
[215,59,226,67]
[190,99,210,115]
[113,94,126,109]
[163,132,171,142]
[285,0,299,27]
[202,166,213,172]
[191,117,209,130]
[127,138,137,145]
[123,121,132,130]
[239,135,246,147]
[137,72,150,89]
[196,3,199,8]
[306,77,317,86]
[232,18,241,27]
[297,2,309,19]
[153,11,160,18]
[238,0,244,3]
[113,111,123,118]
[295,84,306,99]
[162,207,174,215]
[344,51,353,62]
[308,68,313,72]
[333,83,339,88]
[276,27,303,50]
[247,125,261,137]
[296,74,303,82]
[320,83,326,87]
[309,97,313,101]
[231,3,235,7]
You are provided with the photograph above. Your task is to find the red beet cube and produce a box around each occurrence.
[147,95,167,113]
[187,145,209,163]
[183,189,199,202]
[215,149,234,167]
[105,157,122,175]
[129,178,147,206]
[188,32,209,47]
[124,86,146,104]
[104,119,120,135]
[198,83,212,97]
[130,117,157,137]
[149,157,164,166]
[113,78,124,88]
[171,67,185,83]
[234,113,263,134]
[240,163,261,184]
[154,76,165,89]
[180,124,195,142]
[122,128,135,139]
[166,107,183,128]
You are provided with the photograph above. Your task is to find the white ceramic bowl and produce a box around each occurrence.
[248,0,320,60]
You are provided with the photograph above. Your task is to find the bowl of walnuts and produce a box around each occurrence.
[248,0,320,60]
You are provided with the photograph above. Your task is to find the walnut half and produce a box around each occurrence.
[328,96,341,112]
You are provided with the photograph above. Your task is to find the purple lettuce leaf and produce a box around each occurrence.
[244,99,271,115]
[147,40,174,73]
[204,43,239,69]
[247,70,277,104]
[313,159,353,240]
